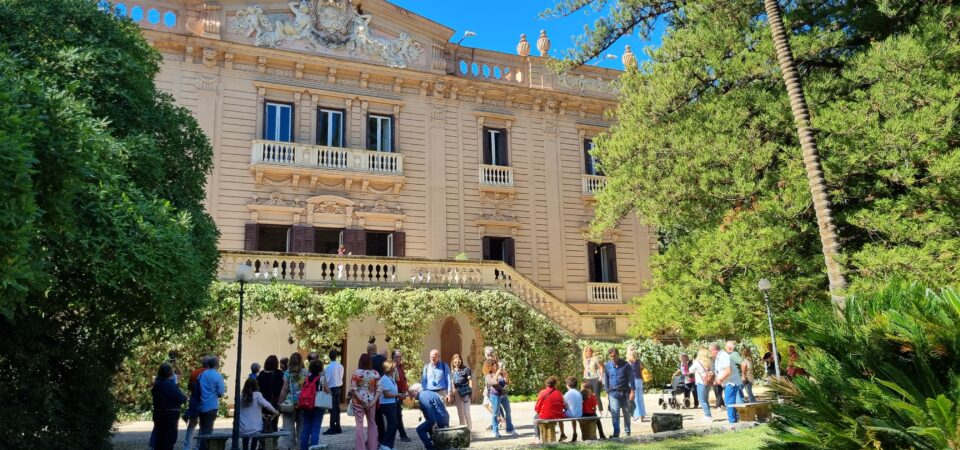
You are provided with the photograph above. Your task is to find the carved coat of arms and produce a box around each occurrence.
[230,0,423,68]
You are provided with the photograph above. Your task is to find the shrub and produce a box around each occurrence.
[766,283,960,450]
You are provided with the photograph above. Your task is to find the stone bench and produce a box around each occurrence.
[733,402,773,422]
[535,417,601,443]
[195,431,290,450]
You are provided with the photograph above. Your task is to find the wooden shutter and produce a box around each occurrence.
[354,230,367,256]
[392,231,405,257]
[504,238,515,267]
[497,129,508,166]
[244,223,259,251]
[482,129,492,165]
[587,243,597,282]
[290,225,315,253]
[390,115,396,153]
[607,244,618,283]
[342,229,356,255]
[482,237,491,260]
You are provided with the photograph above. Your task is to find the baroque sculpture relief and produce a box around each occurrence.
[230,0,423,68]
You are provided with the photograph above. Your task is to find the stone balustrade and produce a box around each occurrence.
[582,174,606,195]
[251,140,403,175]
[219,251,583,334]
[587,282,623,303]
[479,164,514,187]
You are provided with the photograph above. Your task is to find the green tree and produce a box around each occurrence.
[546,0,960,337]
[0,1,218,447]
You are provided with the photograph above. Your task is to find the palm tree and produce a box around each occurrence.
[763,0,847,307]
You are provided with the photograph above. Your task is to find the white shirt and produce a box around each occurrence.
[325,360,344,388]
[715,351,741,386]
[564,389,583,418]
[693,360,709,385]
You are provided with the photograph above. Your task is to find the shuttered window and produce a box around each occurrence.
[482,127,509,166]
[318,109,345,147]
[587,243,618,282]
[366,114,393,152]
[482,237,515,267]
[264,102,293,142]
[584,139,603,175]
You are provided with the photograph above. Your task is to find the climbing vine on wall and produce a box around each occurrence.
[116,281,582,412]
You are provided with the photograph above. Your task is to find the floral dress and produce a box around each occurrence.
[284,369,308,404]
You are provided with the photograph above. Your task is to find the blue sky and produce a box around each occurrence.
[388,0,664,70]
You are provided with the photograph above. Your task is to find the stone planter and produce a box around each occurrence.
[651,412,684,433]
[433,425,471,449]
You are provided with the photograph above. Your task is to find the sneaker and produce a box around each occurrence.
[506,430,516,436]
[701,417,713,423]
[632,416,640,422]
[491,432,500,438]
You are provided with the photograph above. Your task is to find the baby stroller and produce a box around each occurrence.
[658,376,691,409]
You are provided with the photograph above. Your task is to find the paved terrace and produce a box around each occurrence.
[113,391,755,449]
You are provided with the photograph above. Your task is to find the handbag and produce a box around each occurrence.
[279,402,295,413]
[315,390,333,409]
[456,385,473,398]
[346,402,355,417]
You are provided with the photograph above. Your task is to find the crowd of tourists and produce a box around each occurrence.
[148,339,801,449]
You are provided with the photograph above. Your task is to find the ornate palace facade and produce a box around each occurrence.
[130,0,652,355]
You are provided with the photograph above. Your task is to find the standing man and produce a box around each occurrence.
[197,356,225,450]
[322,349,344,435]
[407,383,450,450]
[603,348,635,438]
[715,341,742,423]
[392,349,411,442]
[709,343,725,410]
[182,357,211,450]
[421,349,451,400]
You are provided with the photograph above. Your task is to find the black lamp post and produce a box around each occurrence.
[230,263,254,450]
[758,278,781,378]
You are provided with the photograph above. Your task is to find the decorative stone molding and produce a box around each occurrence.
[476,210,520,237]
[580,225,622,243]
[305,195,355,228]
[247,192,306,222]
[202,47,218,67]
[354,200,406,231]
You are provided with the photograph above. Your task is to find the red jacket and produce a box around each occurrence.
[396,363,408,392]
[535,388,565,420]
[582,394,597,415]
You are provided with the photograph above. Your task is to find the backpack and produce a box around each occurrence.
[297,375,320,410]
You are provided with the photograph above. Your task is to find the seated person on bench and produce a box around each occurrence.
[533,376,566,444]
[562,376,583,442]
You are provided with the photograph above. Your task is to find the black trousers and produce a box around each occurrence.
[375,404,386,444]
[329,387,342,431]
[153,410,180,450]
[395,400,408,439]
[198,410,218,450]
[713,384,725,408]
[684,382,699,407]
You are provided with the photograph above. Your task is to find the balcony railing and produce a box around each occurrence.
[587,282,623,303]
[219,251,584,334]
[251,140,403,175]
[582,175,607,195]
[479,164,514,187]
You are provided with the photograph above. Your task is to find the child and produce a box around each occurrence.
[561,376,583,442]
[580,381,606,439]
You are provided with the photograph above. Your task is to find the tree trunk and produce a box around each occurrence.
[763,0,847,307]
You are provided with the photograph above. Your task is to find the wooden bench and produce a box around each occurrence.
[195,431,290,450]
[535,417,601,443]
[732,401,773,422]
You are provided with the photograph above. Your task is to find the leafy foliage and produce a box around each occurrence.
[116,283,582,412]
[548,0,960,337]
[767,283,960,450]
[0,1,217,447]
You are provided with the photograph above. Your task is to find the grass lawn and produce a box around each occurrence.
[545,425,769,450]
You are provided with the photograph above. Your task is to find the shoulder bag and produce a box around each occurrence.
[314,377,333,409]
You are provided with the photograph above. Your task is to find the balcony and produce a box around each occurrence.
[250,140,404,193]
[479,164,516,199]
[587,282,623,303]
[582,174,606,195]
[219,251,584,335]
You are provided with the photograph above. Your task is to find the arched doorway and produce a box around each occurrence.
[440,316,462,362]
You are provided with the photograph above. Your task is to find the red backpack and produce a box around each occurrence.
[297,375,320,410]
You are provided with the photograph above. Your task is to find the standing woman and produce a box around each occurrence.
[740,347,756,403]
[625,346,646,422]
[152,363,186,450]
[257,355,284,434]
[692,348,713,423]
[582,346,604,415]
[278,352,307,450]
[450,354,473,430]
[378,360,406,450]
[350,353,382,450]
[484,358,516,437]
[299,359,329,450]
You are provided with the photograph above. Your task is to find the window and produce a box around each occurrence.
[264,102,294,142]
[318,109,345,147]
[483,127,508,166]
[257,225,291,252]
[314,228,344,254]
[483,237,515,266]
[365,232,393,256]
[584,139,603,176]
[588,243,618,283]
[366,114,393,152]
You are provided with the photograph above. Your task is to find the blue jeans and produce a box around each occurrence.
[489,395,515,435]
[416,419,441,450]
[633,378,646,418]
[607,393,632,437]
[723,384,740,423]
[697,384,712,418]
[741,381,756,403]
[299,407,324,450]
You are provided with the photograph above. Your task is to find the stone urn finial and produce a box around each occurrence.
[622,45,638,70]
[516,34,530,57]
[536,29,551,57]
